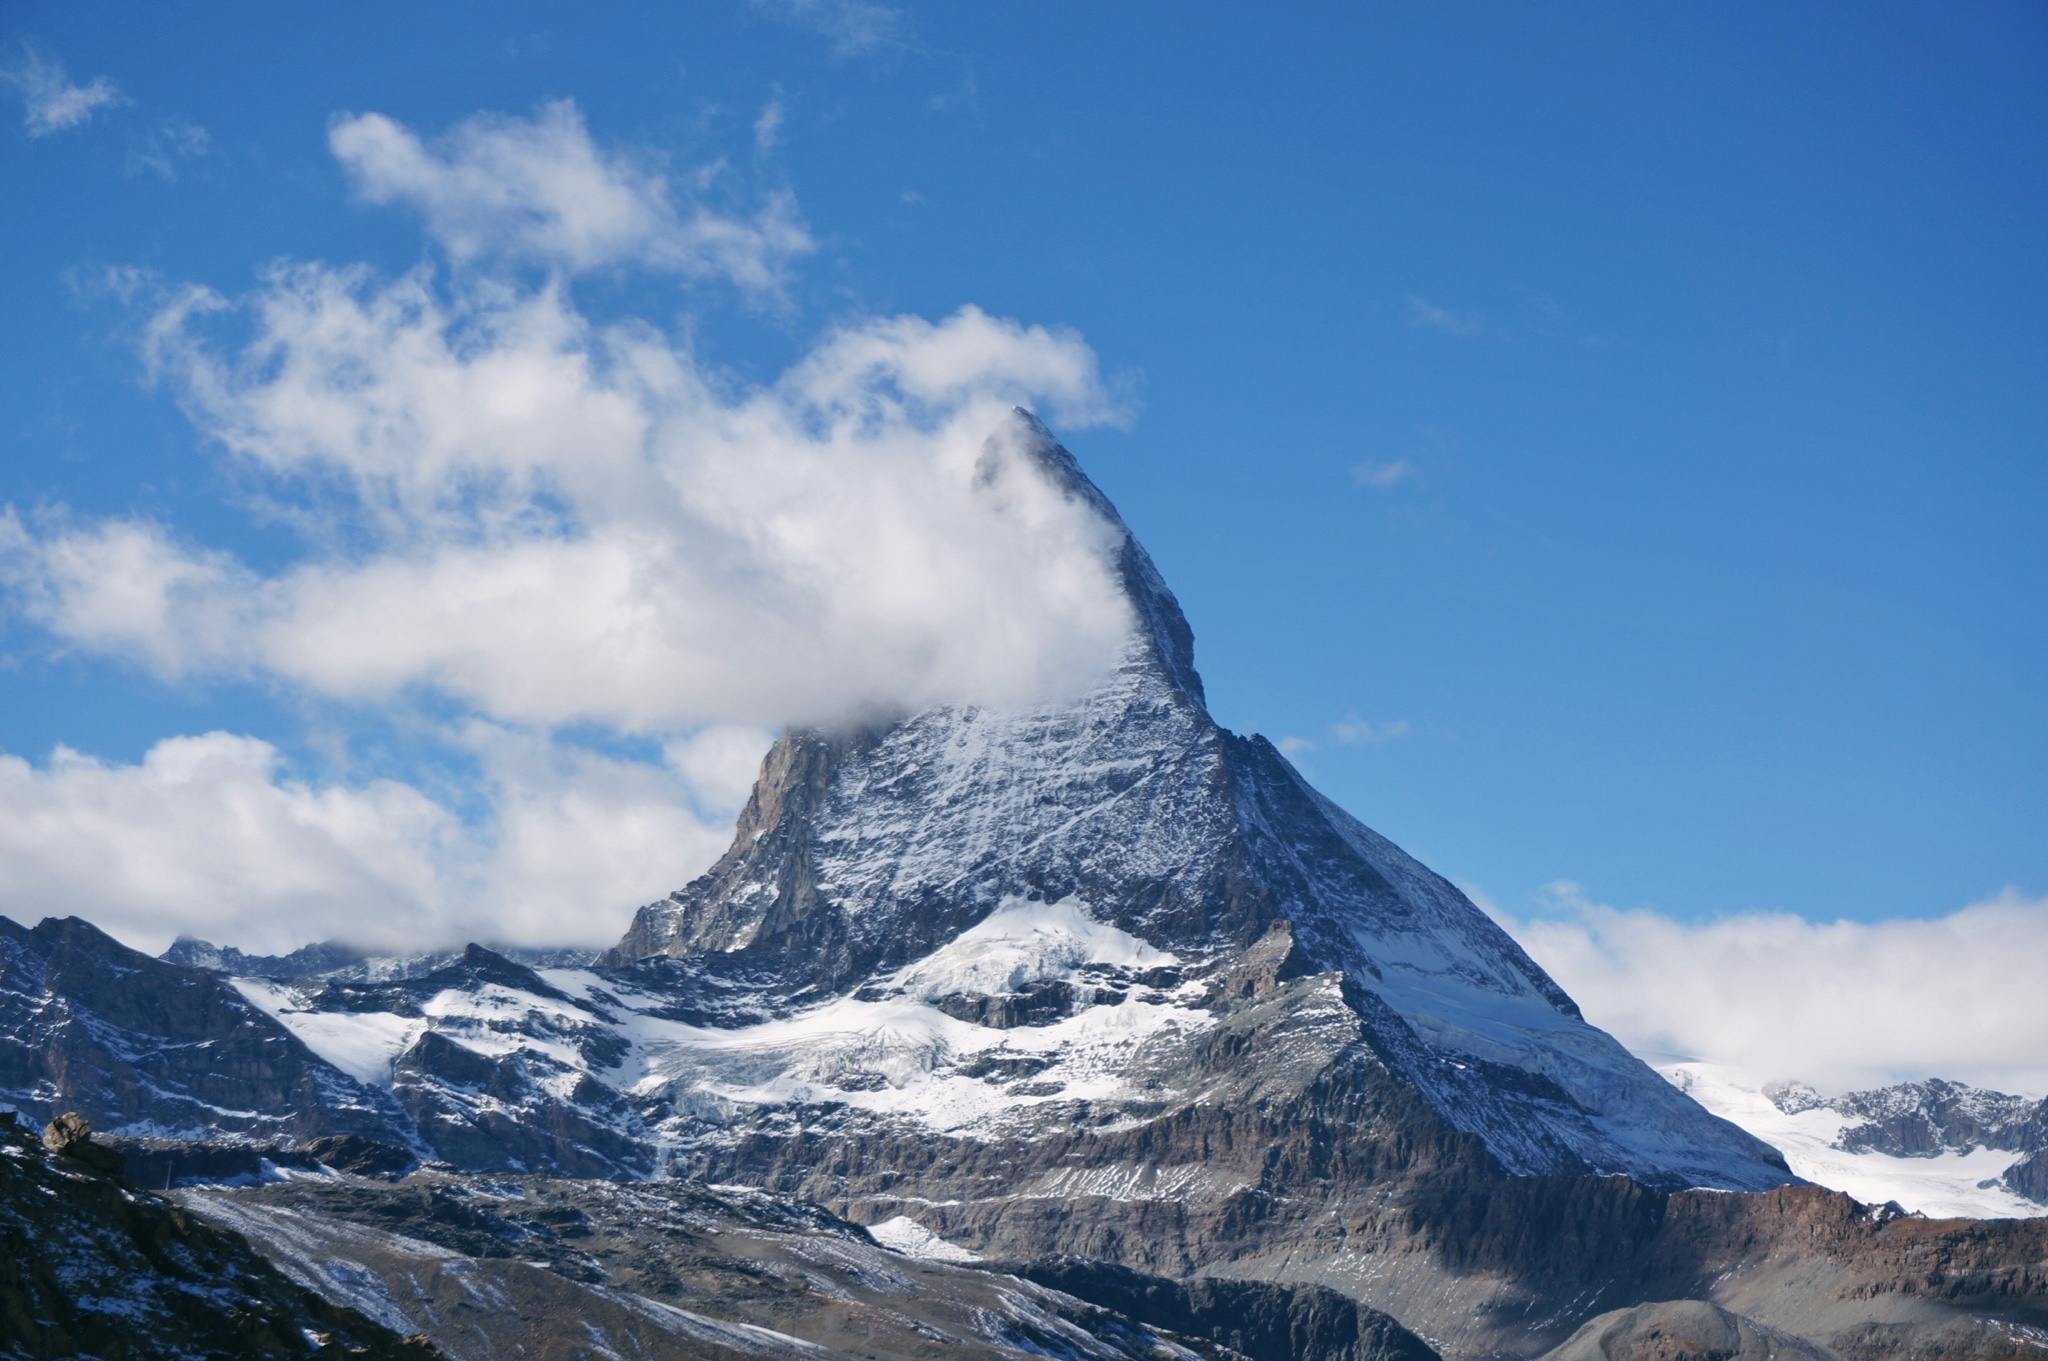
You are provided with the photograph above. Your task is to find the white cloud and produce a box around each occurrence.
[1352,458,1413,489]
[751,0,904,57]
[328,101,812,292]
[4,242,1135,735]
[1276,736,1315,758]
[2,44,121,137]
[0,510,255,675]
[0,727,762,956]
[1405,295,1487,337]
[754,98,785,153]
[1502,884,2048,1096]
[1332,714,1409,745]
[128,120,210,180]
[0,102,1138,959]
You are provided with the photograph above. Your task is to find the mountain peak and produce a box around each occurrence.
[600,418,1791,1192]
[985,407,1205,707]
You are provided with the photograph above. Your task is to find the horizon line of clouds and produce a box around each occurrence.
[1488,881,2048,1098]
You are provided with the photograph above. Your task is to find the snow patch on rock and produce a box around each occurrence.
[866,1215,981,1262]
[231,979,424,1087]
[891,896,1175,1001]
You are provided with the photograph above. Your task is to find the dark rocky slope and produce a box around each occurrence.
[0,1110,435,1360]
[0,914,415,1148]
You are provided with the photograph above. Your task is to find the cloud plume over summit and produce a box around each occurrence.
[6,106,1136,733]
[0,103,1139,956]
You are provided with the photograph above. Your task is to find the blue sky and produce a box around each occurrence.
[1,0,2043,1050]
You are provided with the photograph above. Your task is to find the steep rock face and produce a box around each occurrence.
[606,409,1787,1194]
[0,915,415,1147]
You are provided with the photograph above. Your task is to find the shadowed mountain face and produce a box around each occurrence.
[0,915,417,1148]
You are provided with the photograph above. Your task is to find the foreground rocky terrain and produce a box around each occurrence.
[0,1112,435,1359]
[2,414,2044,1361]
[176,1164,1444,1361]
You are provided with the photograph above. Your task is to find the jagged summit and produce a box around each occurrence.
[990,408,1207,706]
[602,411,1790,1191]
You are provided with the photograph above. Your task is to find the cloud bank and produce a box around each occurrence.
[1503,885,2048,1096]
[0,726,767,956]
[0,101,1139,956]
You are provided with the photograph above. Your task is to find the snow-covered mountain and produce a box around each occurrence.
[161,936,599,983]
[596,409,1789,1193]
[8,413,1794,1200]
[14,414,2048,1361]
[1658,1062,2047,1218]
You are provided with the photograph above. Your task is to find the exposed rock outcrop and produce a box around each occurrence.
[1542,1302,1833,1361]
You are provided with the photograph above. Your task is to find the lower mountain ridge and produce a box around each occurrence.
[3,414,2044,1361]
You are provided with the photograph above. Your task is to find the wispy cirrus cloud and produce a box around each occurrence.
[750,0,906,57]
[1276,713,1412,759]
[1332,714,1409,745]
[1,42,122,137]
[754,97,786,153]
[127,120,210,180]
[1405,294,1489,337]
[1352,458,1414,489]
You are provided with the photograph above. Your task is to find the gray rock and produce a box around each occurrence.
[1543,1302,1835,1361]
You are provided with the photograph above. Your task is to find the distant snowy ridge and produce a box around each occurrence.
[1659,1061,2047,1218]
[165,935,599,982]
